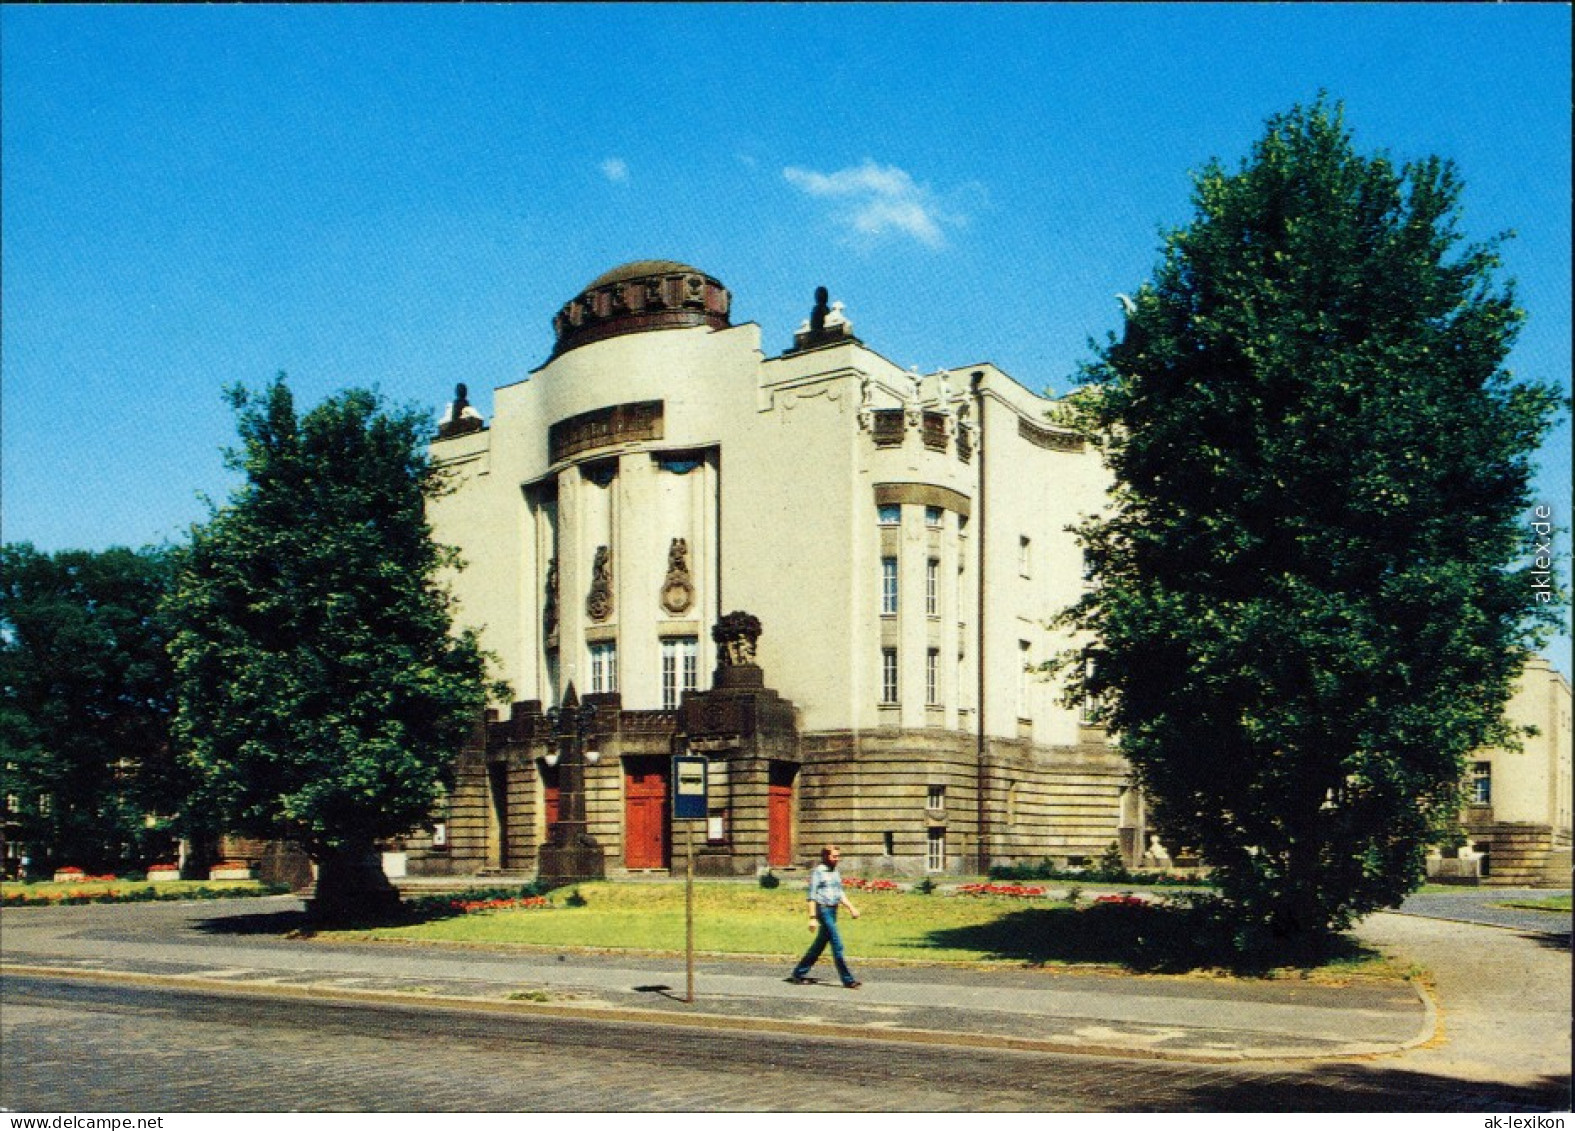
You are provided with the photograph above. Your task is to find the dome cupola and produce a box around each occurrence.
[551,259,731,357]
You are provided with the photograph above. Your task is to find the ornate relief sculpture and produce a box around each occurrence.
[713,610,762,668]
[543,558,560,637]
[586,545,614,622]
[857,374,874,431]
[660,537,694,615]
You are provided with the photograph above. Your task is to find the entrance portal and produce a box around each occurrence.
[486,761,511,870]
[768,761,796,867]
[539,760,561,835]
[624,756,669,869]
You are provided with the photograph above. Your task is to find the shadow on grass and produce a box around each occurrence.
[919,900,1379,975]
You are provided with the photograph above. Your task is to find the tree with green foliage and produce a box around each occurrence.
[1057,98,1565,954]
[165,377,498,918]
[0,543,183,875]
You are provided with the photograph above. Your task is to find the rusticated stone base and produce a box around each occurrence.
[537,830,607,886]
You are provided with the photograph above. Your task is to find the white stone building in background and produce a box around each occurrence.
[402,258,1569,886]
[1437,657,1573,885]
[408,260,1132,878]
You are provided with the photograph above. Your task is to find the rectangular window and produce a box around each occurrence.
[881,557,899,615]
[661,636,699,710]
[925,505,943,528]
[926,558,939,616]
[927,784,945,811]
[881,648,899,705]
[1471,761,1492,805]
[926,648,940,705]
[878,503,901,526]
[927,827,946,873]
[589,641,618,694]
[1080,657,1100,725]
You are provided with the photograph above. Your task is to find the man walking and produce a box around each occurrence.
[789,844,861,989]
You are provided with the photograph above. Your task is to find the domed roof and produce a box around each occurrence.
[551,259,732,358]
[585,259,704,290]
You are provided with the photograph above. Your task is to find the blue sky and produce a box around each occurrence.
[2,4,1569,670]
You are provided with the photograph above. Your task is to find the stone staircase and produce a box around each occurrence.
[1539,847,1572,888]
[1476,823,1567,887]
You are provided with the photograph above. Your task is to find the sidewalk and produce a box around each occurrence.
[0,894,1429,1063]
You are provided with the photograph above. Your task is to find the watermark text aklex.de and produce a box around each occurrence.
[1529,504,1556,604]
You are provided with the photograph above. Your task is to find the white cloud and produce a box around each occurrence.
[599,157,630,184]
[782,160,963,249]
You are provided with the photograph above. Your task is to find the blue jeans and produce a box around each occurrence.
[793,904,857,985]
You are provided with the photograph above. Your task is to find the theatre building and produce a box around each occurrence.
[404,259,1137,879]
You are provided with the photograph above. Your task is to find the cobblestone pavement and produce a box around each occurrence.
[2,975,1562,1113]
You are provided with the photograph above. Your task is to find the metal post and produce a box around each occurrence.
[685,821,696,1004]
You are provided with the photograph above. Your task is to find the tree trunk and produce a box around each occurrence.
[308,846,403,923]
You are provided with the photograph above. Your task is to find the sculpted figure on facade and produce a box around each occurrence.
[543,557,560,637]
[660,537,694,614]
[586,545,614,622]
[713,610,762,668]
[905,367,924,428]
[856,374,874,431]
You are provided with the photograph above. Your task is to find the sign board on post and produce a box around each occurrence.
[672,755,708,820]
[671,753,709,1005]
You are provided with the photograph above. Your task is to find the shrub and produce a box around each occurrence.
[1098,842,1131,883]
[758,870,781,890]
[565,888,588,908]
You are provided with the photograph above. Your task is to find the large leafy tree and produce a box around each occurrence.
[1059,99,1565,952]
[166,377,496,917]
[0,543,183,874]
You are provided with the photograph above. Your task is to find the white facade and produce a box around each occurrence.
[420,260,1126,876]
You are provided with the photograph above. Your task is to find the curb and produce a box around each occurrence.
[0,961,1428,1066]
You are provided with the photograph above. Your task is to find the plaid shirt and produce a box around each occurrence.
[806,863,845,908]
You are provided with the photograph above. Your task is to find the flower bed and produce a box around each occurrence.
[842,878,901,892]
[956,882,1050,899]
[448,896,550,914]
[146,865,182,882]
[1092,893,1152,908]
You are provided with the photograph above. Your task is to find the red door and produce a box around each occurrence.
[624,758,669,869]
[768,762,796,867]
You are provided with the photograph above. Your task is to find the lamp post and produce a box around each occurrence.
[537,682,606,884]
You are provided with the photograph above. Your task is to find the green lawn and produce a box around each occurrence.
[322,881,1397,978]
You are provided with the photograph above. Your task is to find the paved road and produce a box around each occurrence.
[0,896,1425,1061]
[1,891,1569,1112]
[0,974,1559,1113]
